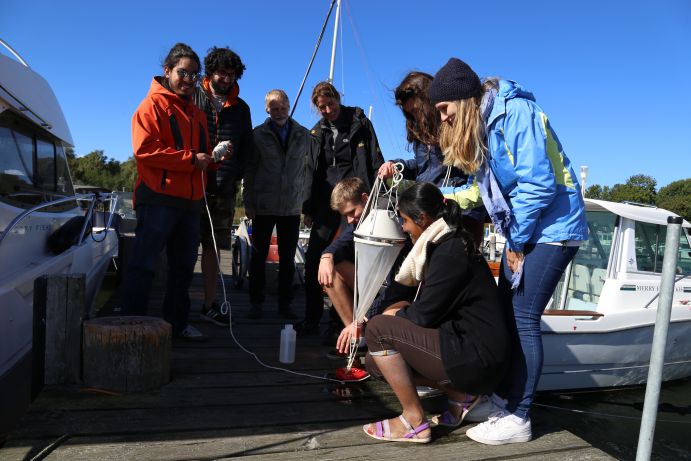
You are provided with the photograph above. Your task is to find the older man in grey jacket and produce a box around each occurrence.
[244,89,309,319]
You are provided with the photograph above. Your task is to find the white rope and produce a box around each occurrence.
[385,162,404,216]
[339,4,345,97]
[441,165,452,188]
[201,171,345,384]
[533,402,691,424]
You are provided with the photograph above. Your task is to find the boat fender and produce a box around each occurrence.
[47,216,91,254]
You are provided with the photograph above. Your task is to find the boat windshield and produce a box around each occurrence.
[552,210,617,310]
[633,221,691,276]
[0,111,75,211]
[113,191,135,220]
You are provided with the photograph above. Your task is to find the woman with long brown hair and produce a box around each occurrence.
[379,71,485,247]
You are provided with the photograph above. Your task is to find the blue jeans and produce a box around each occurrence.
[498,243,578,419]
[120,204,200,335]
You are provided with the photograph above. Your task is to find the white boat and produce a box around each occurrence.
[0,42,118,438]
[539,198,691,390]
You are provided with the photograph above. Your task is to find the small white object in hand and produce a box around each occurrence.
[212,140,232,162]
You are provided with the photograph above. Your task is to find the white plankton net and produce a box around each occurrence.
[348,163,407,370]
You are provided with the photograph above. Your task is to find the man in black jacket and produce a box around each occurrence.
[192,46,253,327]
[297,82,384,337]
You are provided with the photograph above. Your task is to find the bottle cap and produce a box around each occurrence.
[285,324,293,330]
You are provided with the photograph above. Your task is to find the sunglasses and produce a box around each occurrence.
[176,69,200,82]
[214,70,236,81]
[394,88,416,105]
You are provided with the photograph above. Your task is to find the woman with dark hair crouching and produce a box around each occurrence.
[362,182,508,444]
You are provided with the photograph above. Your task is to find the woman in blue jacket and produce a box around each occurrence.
[428,58,588,445]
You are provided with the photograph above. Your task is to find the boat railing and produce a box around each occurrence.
[0,38,29,67]
[621,200,658,209]
[543,309,603,320]
[0,192,119,250]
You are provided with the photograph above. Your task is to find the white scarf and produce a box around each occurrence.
[395,218,451,287]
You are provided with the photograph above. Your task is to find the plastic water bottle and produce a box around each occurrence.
[279,324,296,364]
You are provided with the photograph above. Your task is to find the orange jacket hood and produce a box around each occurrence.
[131,77,215,205]
[201,77,240,108]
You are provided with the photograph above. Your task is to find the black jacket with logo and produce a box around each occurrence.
[303,105,384,218]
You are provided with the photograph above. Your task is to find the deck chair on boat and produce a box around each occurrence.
[569,264,592,303]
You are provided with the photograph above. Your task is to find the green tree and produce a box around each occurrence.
[585,184,613,200]
[657,179,691,222]
[608,174,657,204]
[65,146,78,178]
[584,184,602,199]
[115,156,138,192]
[71,150,124,190]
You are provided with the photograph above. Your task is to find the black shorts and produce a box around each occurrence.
[200,192,236,250]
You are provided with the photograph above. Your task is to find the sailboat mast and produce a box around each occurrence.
[327,0,342,83]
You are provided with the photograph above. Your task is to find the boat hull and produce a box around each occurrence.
[0,348,31,441]
[539,317,691,391]
[0,228,117,439]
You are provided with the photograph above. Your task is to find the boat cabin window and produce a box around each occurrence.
[37,138,56,191]
[0,111,74,210]
[634,222,691,276]
[552,210,617,310]
[0,126,34,193]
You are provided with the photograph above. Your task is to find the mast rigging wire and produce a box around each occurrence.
[290,0,338,119]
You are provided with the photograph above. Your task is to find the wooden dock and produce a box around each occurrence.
[0,249,614,460]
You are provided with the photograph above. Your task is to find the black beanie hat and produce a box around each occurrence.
[428,58,482,105]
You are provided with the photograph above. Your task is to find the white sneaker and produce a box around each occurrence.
[178,324,208,342]
[466,411,532,445]
[465,393,507,422]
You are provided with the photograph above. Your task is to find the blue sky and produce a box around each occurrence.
[3,0,690,189]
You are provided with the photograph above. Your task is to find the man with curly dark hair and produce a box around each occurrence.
[193,46,253,327]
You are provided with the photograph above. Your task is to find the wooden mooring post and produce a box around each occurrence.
[32,273,85,394]
[82,316,171,392]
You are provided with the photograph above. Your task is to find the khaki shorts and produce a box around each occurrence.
[200,192,235,250]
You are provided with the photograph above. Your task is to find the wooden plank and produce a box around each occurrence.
[65,274,84,383]
[25,380,404,413]
[44,275,67,384]
[8,400,395,439]
[1,421,612,461]
[41,274,84,385]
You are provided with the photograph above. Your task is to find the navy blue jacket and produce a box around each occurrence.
[323,223,355,264]
[392,142,468,187]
